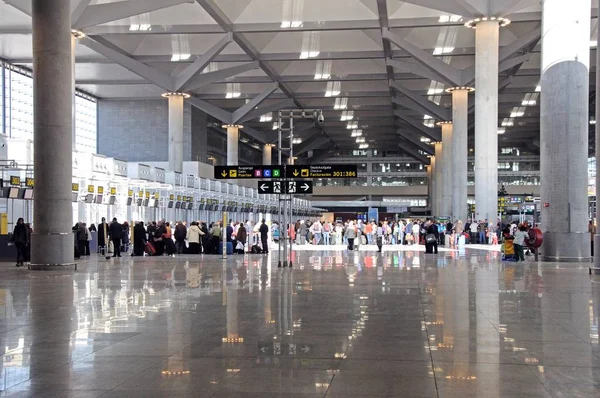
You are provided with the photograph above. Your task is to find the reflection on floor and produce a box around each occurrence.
[0,248,598,397]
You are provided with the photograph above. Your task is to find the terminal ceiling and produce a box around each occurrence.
[0,0,598,163]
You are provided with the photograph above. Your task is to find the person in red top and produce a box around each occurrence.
[365,222,373,245]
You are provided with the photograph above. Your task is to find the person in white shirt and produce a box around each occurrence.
[412,222,420,244]
[470,221,478,243]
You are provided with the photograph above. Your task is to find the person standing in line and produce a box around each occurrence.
[470,220,478,244]
[376,222,384,252]
[109,217,123,258]
[344,221,357,251]
[11,218,28,267]
[425,219,439,254]
[259,219,269,254]
[323,221,331,245]
[174,221,187,254]
[412,221,420,245]
[76,222,87,257]
[133,221,147,256]
[84,223,91,256]
[235,223,247,254]
[186,221,203,254]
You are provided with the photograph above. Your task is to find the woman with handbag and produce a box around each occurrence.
[425,219,439,254]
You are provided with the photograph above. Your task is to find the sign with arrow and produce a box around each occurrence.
[258,180,313,194]
[286,164,358,179]
[258,342,311,356]
[214,166,282,180]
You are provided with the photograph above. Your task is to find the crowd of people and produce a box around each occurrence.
[83,217,277,257]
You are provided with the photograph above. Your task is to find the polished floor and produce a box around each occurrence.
[0,245,598,397]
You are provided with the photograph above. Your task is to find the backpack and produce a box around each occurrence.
[251,244,262,254]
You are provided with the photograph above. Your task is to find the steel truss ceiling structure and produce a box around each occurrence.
[0,0,598,163]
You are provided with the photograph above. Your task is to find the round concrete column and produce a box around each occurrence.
[31,0,74,268]
[447,87,472,222]
[225,125,240,166]
[429,156,437,215]
[426,165,433,212]
[263,144,272,165]
[473,19,500,222]
[433,143,443,216]
[438,121,453,217]
[540,0,591,261]
[164,92,187,173]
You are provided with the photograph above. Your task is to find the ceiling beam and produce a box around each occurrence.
[499,26,542,63]
[382,28,463,87]
[295,137,330,157]
[397,138,431,164]
[386,58,445,83]
[174,33,233,91]
[390,81,451,121]
[80,36,174,91]
[186,96,232,124]
[239,126,268,144]
[237,99,296,124]
[74,0,194,30]
[398,0,478,17]
[462,52,533,86]
[184,62,260,91]
[71,0,92,26]
[396,129,435,155]
[231,83,279,124]
[394,110,442,142]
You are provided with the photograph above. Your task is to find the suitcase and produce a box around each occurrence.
[251,244,262,254]
[145,242,156,255]
[218,242,234,255]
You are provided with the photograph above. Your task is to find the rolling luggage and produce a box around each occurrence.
[217,242,234,255]
[145,242,156,255]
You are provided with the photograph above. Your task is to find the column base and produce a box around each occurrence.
[540,231,591,262]
[29,232,76,270]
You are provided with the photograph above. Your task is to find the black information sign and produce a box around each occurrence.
[258,180,313,195]
[286,164,358,179]
[214,166,283,180]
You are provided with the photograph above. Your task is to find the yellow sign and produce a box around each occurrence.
[98,186,104,194]
[128,189,133,197]
[72,183,79,192]
[170,194,174,201]
[145,191,150,199]
[154,192,159,200]
[10,176,20,186]
[87,185,95,193]
[177,195,182,201]
[229,170,237,178]
[110,187,116,195]
[25,178,34,187]
[301,169,309,177]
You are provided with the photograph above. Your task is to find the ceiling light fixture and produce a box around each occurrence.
[292,138,303,144]
[445,86,475,93]
[340,110,354,121]
[260,113,273,122]
[171,53,191,62]
[590,119,596,125]
[351,129,363,137]
[346,122,358,130]
[226,83,241,99]
[498,128,506,134]
[438,15,463,23]
[420,137,431,143]
[325,81,341,97]
[356,137,366,143]
[433,47,455,55]
[334,97,348,110]
[281,0,304,28]
[464,16,510,29]
[314,60,332,80]
[300,31,320,59]
[359,143,369,149]
[129,24,151,31]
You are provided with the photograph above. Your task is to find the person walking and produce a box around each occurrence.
[84,223,91,256]
[76,222,87,257]
[259,219,269,253]
[109,218,122,258]
[514,224,528,262]
[11,218,28,267]
[98,217,109,255]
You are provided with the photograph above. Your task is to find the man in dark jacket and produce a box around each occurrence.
[76,222,87,258]
[109,217,122,257]
[174,222,187,254]
[259,219,269,254]
[133,221,147,256]
[12,218,28,267]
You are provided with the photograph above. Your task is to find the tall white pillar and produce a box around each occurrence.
[225,125,240,166]
[31,0,73,268]
[263,144,272,165]
[430,156,437,215]
[71,33,78,151]
[427,164,433,212]
[438,121,453,216]
[540,0,591,261]
[165,93,186,173]
[449,87,472,222]
[433,142,443,216]
[474,20,500,223]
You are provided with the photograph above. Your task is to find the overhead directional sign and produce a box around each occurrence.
[258,180,313,194]
[214,166,283,180]
[286,164,357,179]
